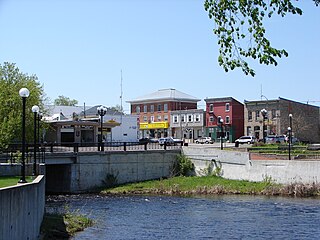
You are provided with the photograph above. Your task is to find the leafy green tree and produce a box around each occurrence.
[204,0,319,76]
[0,62,44,147]
[54,95,78,106]
[108,105,124,114]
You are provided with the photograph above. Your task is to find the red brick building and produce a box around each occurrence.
[127,88,200,138]
[204,97,244,142]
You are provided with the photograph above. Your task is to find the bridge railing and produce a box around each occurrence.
[0,141,182,163]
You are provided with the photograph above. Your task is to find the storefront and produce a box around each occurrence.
[139,121,169,138]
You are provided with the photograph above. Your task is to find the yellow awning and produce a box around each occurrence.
[140,121,169,129]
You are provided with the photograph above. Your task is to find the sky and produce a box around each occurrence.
[0,0,319,113]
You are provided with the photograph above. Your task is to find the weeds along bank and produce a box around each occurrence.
[182,146,320,184]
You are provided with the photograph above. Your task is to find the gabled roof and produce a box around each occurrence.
[127,88,200,104]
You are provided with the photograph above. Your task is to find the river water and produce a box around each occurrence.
[46,195,320,240]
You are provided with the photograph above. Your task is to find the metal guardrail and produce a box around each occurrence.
[0,141,182,163]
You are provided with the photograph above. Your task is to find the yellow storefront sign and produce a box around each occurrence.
[140,121,169,129]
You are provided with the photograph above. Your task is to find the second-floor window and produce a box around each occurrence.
[248,111,252,121]
[173,115,178,123]
[225,116,230,124]
[188,115,193,122]
[209,116,214,122]
[195,114,200,122]
[225,103,230,112]
[157,115,162,121]
[150,116,154,122]
[143,105,147,113]
[255,110,260,121]
[143,116,147,122]
[164,115,168,121]
[181,115,185,122]
[209,104,214,112]
[164,103,168,112]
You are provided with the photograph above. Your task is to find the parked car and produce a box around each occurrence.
[195,137,214,144]
[159,137,181,146]
[235,136,256,144]
[265,135,286,144]
[139,137,159,143]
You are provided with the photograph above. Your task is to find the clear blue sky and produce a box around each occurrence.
[0,0,319,113]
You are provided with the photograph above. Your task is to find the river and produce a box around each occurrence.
[46,194,320,239]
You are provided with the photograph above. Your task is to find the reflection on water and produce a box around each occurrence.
[46,195,320,240]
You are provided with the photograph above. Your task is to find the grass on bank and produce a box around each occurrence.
[101,175,320,197]
[0,176,34,188]
[40,209,93,240]
[102,175,278,195]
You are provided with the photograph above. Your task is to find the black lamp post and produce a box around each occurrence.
[32,105,39,176]
[19,88,30,183]
[289,114,293,144]
[219,118,224,150]
[97,105,107,151]
[288,126,292,160]
[37,112,42,144]
[261,108,267,143]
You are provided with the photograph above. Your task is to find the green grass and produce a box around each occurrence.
[40,210,93,239]
[101,176,279,195]
[0,176,34,188]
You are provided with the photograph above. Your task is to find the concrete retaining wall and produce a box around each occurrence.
[183,146,320,184]
[0,175,45,240]
[45,150,180,193]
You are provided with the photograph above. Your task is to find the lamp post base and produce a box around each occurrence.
[18,178,27,184]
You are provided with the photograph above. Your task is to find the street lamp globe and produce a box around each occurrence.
[32,105,39,113]
[19,88,30,98]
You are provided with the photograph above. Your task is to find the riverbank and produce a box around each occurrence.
[101,176,320,197]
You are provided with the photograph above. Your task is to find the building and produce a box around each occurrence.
[204,97,244,142]
[244,97,320,143]
[170,108,205,141]
[127,88,200,139]
[43,105,138,143]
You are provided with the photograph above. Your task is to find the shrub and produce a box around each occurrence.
[173,154,195,176]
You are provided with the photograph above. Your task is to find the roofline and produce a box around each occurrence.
[127,98,200,104]
[204,97,243,105]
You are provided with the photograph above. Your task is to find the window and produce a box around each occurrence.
[164,103,168,112]
[150,105,154,113]
[135,106,140,113]
[164,115,168,121]
[255,110,260,121]
[150,116,154,122]
[143,105,147,113]
[247,126,252,136]
[143,116,147,122]
[157,115,162,121]
[188,115,193,122]
[225,103,230,112]
[173,115,178,123]
[157,104,162,112]
[209,116,214,122]
[195,114,200,122]
[209,104,214,112]
[272,109,276,119]
[248,111,252,121]
[181,115,185,122]
[225,116,230,124]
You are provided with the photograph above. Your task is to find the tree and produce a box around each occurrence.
[54,95,78,106]
[204,0,319,77]
[108,105,124,115]
[0,62,44,147]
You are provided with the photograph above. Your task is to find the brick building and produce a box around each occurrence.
[204,97,244,142]
[244,97,320,143]
[127,88,200,139]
